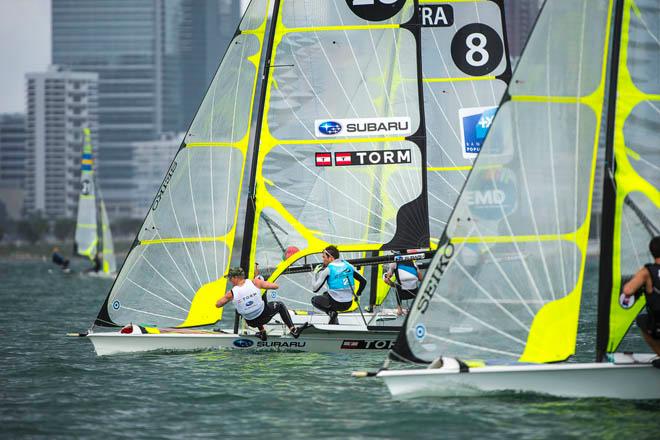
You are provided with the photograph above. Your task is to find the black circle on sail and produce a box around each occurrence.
[451,23,504,77]
[345,0,406,22]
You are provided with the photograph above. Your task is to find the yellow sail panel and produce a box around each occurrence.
[607,0,660,351]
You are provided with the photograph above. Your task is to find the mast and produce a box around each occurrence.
[236,0,281,333]
[596,0,624,362]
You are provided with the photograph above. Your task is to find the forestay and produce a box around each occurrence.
[245,0,430,313]
[393,0,614,364]
[94,0,271,328]
[600,0,660,353]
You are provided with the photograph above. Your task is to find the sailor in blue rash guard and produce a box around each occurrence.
[310,245,367,324]
[623,236,660,366]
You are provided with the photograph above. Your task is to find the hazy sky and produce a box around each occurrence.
[0,0,51,114]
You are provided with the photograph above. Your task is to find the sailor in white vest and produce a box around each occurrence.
[311,245,367,324]
[383,250,423,316]
[216,266,303,341]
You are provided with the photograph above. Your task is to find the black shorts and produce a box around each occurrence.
[636,313,660,340]
[245,303,278,328]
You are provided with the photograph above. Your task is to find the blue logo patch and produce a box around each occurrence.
[415,323,426,340]
[245,300,254,307]
[318,121,342,135]
[459,107,497,158]
[269,291,277,300]
[233,339,254,348]
[112,300,121,310]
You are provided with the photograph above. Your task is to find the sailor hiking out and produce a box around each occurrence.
[622,236,660,367]
[216,267,303,341]
[383,250,422,316]
[311,245,367,324]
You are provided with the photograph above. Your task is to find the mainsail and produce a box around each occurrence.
[370,0,512,307]
[94,0,271,328]
[391,0,614,364]
[74,128,98,259]
[597,0,660,356]
[241,0,429,315]
[421,0,511,241]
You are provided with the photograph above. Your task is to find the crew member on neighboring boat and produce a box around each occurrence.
[216,266,303,341]
[622,236,660,365]
[51,247,71,272]
[383,250,422,316]
[310,245,366,324]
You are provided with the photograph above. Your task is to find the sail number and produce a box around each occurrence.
[451,23,503,76]
[346,0,406,21]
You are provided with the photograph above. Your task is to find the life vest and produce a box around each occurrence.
[232,279,265,321]
[395,261,419,291]
[326,260,355,303]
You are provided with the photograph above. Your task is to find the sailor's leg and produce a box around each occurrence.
[271,301,295,329]
[312,292,333,314]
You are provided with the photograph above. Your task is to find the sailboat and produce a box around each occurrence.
[78,0,510,356]
[367,0,660,399]
[74,128,117,278]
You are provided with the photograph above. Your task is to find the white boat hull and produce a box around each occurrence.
[378,356,660,400]
[87,325,398,356]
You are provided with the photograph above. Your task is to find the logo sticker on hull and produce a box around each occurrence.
[233,338,254,348]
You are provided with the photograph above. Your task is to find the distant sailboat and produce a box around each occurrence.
[77,0,512,355]
[365,0,659,400]
[74,128,117,278]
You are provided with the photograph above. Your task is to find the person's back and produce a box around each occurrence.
[232,278,265,321]
[325,259,356,303]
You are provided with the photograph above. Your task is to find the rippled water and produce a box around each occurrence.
[1,259,658,439]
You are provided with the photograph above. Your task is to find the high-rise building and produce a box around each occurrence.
[52,0,241,219]
[24,66,99,219]
[130,132,183,218]
[0,114,27,188]
[0,114,27,220]
[503,0,542,62]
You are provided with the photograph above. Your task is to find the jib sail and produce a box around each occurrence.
[94,0,271,328]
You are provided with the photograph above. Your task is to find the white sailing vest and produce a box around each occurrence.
[232,279,265,321]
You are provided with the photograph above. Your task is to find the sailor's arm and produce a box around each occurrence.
[382,263,395,287]
[354,270,367,296]
[311,266,329,293]
[216,291,234,308]
[254,278,278,290]
[623,267,651,296]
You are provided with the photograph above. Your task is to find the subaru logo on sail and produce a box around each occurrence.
[318,121,342,135]
[233,339,254,348]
